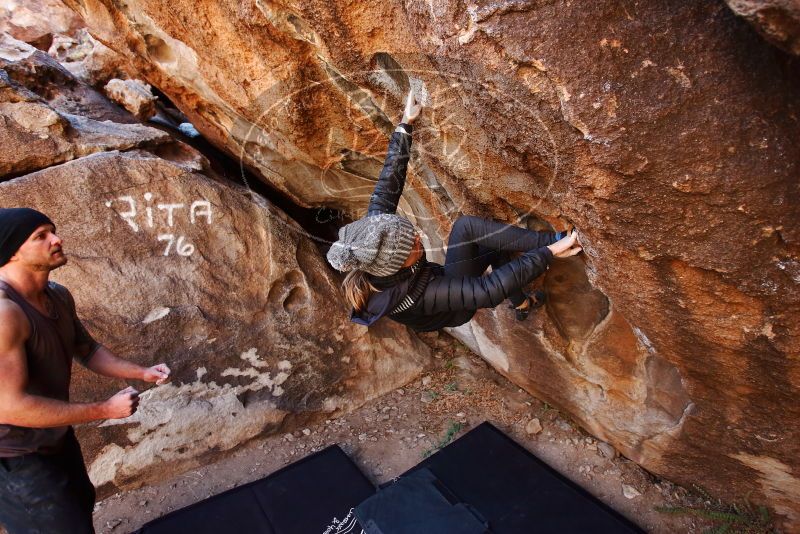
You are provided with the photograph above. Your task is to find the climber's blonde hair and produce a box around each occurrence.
[342,269,379,312]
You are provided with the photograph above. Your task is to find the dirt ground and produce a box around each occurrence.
[82,331,724,534]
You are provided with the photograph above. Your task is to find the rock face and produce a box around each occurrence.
[726,0,800,55]
[49,28,136,86]
[0,0,134,87]
[0,37,430,494]
[104,78,157,120]
[59,0,800,524]
[0,36,167,178]
[0,149,430,493]
[0,33,137,123]
[0,0,82,50]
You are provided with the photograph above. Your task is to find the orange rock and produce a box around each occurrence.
[35,0,800,525]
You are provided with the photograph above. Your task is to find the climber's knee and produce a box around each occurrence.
[451,215,479,239]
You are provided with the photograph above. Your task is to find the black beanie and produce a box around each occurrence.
[0,208,55,267]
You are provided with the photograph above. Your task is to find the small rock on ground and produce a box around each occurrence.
[526,418,543,435]
[622,484,642,499]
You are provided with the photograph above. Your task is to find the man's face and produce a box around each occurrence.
[11,224,67,272]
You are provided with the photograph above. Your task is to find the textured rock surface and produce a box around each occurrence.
[0,149,430,493]
[49,28,136,86]
[0,0,82,50]
[0,35,167,178]
[104,78,157,120]
[0,0,134,86]
[726,0,800,54]
[60,0,800,524]
[0,35,430,494]
[0,33,136,123]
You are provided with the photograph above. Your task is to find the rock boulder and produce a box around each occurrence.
[0,35,168,178]
[0,148,430,493]
[0,32,431,494]
[44,0,800,524]
[726,0,800,55]
[0,0,82,50]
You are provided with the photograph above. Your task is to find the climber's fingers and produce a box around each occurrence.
[408,88,421,109]
[406,87,415,105]
[554,245,582,258]
[403,89,423,123]
[549,231,578,255]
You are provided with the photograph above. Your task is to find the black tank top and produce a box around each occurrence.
[0,280,99,457]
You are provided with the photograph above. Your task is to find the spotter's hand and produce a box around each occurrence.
[142,363,171,385]
[104,386,139,419]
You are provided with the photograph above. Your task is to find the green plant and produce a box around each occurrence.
[422,422,464,459]
[444,359,456,369]
[655,487,775,534]
[425,390,440,401]
[444,382,458,392]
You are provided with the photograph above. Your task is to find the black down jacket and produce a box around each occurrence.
[351,123,554,332]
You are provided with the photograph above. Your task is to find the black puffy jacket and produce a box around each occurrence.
[351,124,554,332]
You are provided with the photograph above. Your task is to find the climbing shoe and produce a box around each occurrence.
[510,290,546,321]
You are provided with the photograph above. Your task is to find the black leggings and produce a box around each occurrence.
[444,215,553,308]
[0,429,95,534]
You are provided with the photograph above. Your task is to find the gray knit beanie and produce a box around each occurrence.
[327,214,416,276]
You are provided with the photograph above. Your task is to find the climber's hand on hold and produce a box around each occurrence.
[547,230,582,258]
[554,245,582,258]
[571,228,586,255]
[402,88,423,124]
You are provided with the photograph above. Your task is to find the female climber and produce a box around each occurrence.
[326,90,582,332]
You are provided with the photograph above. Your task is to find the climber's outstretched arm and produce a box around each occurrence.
[420,247,553,313]
[367,90,423,216]
[418,232,581,313]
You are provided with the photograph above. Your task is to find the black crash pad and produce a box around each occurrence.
[135,445,373,534]
[356,422,643,534]
[356,467,490,533]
